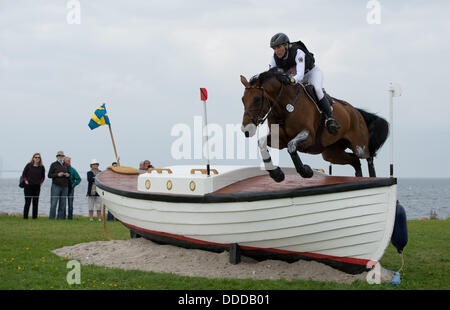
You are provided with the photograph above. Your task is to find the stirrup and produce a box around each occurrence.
[325,118,341,134]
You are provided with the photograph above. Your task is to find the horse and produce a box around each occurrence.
[240,68,389,182]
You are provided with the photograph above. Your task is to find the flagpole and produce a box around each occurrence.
[103,102,119,166]
[389,89,394,177]
[89,103,120,166]
[108,124,120,166]
[202,99,210,176]
[388,82,401,178]
[200,88,210,176]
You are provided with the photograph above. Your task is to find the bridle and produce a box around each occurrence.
[244,83,284,126]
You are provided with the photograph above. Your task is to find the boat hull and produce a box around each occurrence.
[96,170,397,274]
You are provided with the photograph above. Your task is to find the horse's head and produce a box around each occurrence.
[240,68,286,138]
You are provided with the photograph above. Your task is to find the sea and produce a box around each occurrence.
[0,175,449,220]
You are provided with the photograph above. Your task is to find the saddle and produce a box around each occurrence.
[284,67,335,106]
[297,83,345,135]
[301,83,335,107]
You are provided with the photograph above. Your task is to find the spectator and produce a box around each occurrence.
[139,161,145,170]
[21,153,45,219]
[48,151,70,220]
[107,160,117,221]
[143,160,154,169]
[106,210,115,221]
[87,159,102,222]
[64,156,81,220]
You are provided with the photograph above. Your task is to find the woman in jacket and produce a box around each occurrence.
[21,153,45,219]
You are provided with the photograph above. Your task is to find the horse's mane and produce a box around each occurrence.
[249,68,287,86]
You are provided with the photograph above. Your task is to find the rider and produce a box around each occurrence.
[268,33,341,135]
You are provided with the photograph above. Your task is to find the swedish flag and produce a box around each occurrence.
[88,104,110,130]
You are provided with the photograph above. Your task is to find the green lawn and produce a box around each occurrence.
[0,215,448,290]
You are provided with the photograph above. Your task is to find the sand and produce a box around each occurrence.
[52,238,395,284]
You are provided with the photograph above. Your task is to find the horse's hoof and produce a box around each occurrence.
[300,165,314,178]
[269,167,285,183]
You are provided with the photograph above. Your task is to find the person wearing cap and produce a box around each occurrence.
[48,151,70,219]
[268,33,341,135]
[86,159,102,222]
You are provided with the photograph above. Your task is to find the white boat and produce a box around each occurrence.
[95,165,397,274]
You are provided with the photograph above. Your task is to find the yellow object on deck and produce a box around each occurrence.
[108,166,140,175]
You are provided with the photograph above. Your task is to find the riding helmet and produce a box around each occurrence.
[270,33,290,48]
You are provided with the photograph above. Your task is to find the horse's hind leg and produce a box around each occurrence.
[367,157,376,177]
[258,135,285,183]
[322,141,363,177]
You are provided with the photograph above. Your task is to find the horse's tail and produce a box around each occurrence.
[356,108,389,157]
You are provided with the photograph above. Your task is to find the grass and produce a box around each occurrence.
[0,215,448,290]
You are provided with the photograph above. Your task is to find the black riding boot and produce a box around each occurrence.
[317,96,341,135]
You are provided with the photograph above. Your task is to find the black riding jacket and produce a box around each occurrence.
[273,40,315,73]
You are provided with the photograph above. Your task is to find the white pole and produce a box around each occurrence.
[202,100,211,176]
[389,89,394,177]
[388,82,401,178]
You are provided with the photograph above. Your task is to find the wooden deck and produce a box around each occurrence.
[97,169,375,195]
[215,173,373,194]
[97,169,144,193]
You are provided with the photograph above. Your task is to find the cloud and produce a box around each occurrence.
[0,1,449,177]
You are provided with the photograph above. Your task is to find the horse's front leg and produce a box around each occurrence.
[287,130,314,178]
[367,157,376,177]
[258,135,285,183]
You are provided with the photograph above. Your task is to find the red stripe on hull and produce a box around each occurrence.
[121,220,372,267]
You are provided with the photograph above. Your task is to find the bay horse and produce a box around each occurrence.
[240,68,389,182]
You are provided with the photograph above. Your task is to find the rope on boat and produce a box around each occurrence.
[102,204,112,241]
[390,252,405,287]
[396,252,405,274]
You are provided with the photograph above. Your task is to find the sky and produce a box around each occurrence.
[1,0,449,178]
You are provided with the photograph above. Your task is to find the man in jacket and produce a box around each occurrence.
[48,150,70,219]
[64,156,81,220]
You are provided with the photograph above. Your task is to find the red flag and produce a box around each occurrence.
[200,88,208,101]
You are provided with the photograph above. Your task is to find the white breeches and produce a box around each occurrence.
[301,66,325,100]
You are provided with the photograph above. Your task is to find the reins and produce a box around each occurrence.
[244,83,284,125]
[244,81,305,126]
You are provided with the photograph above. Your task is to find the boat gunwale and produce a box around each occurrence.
[95,173,397,203]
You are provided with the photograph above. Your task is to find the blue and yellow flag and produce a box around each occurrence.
[88,104,110,130]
